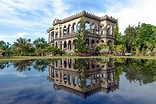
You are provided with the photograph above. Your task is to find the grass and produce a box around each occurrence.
[0,55,156,62]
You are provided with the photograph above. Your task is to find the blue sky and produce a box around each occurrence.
[0,0,156,43]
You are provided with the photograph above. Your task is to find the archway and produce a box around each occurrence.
[85,21,90,31]
[72,23,76,33]
[96,40,99,44]
[73,40,76,49]
[64,41,67,50]
[68,24,71,34]
[55,42,58,48]
[101,40,104,43]
[63,26,67,35]
[108,40,112,45]
[55,32,58,39]
[68,40,72,50]
[91,39,95,47]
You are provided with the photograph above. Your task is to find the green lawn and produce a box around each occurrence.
[0,55,156,62]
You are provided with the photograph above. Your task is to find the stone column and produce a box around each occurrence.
[61,42,63,51]
[71,41,73,53]
[67,75,70,85]
[66,27,68,35]
[90,24,92,33]
[71,26,74,33]
[54,30,56,40]
[76,24,78,32]
[58,71,60,82]
[54,70,56,81]
[58,26,60,38]
[48,34,50,43]
[72,76,75,86]
[48,67,50,75]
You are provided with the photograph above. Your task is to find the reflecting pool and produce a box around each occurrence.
[0,58,156,104]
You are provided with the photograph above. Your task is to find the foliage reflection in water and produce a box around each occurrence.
[0,58,156,104]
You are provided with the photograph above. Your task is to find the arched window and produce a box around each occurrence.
[85,21,90,30]
[91,39,95,47]
[68,40,72,50]
[77,22,80,31]
[68,24,71,34]
[64,41,67,49]
[55,42,58,48]
[96,40,99,43]
[63,26,67,35]
[72,23,76,33]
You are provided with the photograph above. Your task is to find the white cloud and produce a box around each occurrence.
[0,0,156,43]
[0,32,47,43]
[0,0,72,43]
[0,71,26,77]
[103,0,156,34]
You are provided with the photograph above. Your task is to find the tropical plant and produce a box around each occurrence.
[13,37,33,56]
[122,23,156,55]
[46,46,65,56]
[93,43,110,55]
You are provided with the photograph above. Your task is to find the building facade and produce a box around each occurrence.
[47,10,117,54]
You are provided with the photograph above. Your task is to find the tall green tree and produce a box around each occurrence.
[123,24,140,52]
[123,23,156,55]
[114,21,123,45]
[75,13,89,53]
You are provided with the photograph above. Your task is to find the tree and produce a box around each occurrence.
[0,41,13,57]
[75,13,89,53]
[33,37,48,56]
[123,24,140,53]
[0,41,6,50]
[93,43,110,55]
[135,47,140,56]
[33,37,48,49]
[114,21,123,45]
[13,37,33,56]
[123,23,156,55]
[46,46,65,56]
[113,45,126,54]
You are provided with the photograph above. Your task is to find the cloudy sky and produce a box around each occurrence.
[0,0,156,43]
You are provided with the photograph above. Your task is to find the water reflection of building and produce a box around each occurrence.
[48,59,118,99]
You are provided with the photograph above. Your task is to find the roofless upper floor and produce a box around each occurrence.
[53,10,117,25]
[47,10,117,33]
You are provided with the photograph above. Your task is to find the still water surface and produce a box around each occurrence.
[0,58,156,104]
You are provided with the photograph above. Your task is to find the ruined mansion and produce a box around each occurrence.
[47,10,117,54]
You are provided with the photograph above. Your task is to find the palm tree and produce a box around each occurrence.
[13,37,32,56]
[33,37,48,56]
